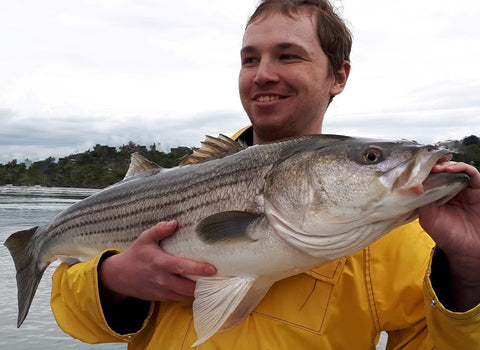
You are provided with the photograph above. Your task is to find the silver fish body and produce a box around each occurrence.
[4,134,470,345]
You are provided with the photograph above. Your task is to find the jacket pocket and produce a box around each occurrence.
[252,258,346,334]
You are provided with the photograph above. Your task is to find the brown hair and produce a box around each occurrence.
[247,0,352,76]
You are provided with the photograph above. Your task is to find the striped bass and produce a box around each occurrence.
[4,134,470,345]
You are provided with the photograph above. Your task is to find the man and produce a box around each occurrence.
[51,0,480,348]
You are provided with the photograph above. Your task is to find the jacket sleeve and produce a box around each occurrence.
[50,250,154,344]
[424,248,480,349]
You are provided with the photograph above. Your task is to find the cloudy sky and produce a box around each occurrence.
[1,0,479,164]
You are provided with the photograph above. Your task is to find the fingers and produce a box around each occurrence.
[140,220,178,242]
[432,161,480,188]
[138,220,217,278]
[141,220,217,277]
[432,161,476,175]
[100,220,217,303]
[163,274,197,298]
[170,255,217,276]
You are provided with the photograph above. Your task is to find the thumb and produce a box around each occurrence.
[141,220,178,242]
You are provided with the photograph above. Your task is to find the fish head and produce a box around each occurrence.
[264,135,470,258]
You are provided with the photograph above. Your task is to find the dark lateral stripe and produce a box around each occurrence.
[46,159,268,233]
[43,174,260,246]
[48,176,248,232]
[47,195,228,242]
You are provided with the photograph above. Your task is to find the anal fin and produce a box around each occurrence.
[192,276,273,346]
[220,279,273,332]
[192,275,271,346]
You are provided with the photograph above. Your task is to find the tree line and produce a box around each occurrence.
[0,142,192,188]
[437,135,480,169]
[0,136,479,189]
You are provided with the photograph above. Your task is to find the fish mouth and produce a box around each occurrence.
[382,146,453,194]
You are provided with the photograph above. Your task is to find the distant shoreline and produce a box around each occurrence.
[0,185,99,198]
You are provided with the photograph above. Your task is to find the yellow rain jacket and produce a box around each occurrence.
[51,129,480,349]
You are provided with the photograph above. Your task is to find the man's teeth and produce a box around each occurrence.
[256,95,281,102]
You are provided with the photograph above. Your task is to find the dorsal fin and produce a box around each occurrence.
[124,152,161,179]
[180,134,246,165]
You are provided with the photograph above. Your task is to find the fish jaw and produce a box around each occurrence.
[381,146,453,195]
[412,172,470,206]
[377,144,470,208]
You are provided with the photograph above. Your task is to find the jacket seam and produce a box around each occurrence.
[364,247,381,333]
[181,318,195,349]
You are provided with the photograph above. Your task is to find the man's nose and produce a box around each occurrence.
[254,60,280,85]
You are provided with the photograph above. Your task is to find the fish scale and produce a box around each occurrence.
[4,134,469,346]
[39,144,277,260]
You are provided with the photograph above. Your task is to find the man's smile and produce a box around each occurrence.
[256,95,281,102]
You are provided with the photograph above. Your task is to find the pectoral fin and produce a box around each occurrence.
[192,276,272,346]
[196,211,262,244]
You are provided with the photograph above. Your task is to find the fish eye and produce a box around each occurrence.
[362,149,382,163]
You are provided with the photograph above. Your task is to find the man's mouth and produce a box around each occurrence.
[255,95,283,102]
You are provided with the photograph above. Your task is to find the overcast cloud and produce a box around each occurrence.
[0,0,479,164]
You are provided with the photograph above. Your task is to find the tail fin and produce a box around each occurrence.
[4,226,46,327]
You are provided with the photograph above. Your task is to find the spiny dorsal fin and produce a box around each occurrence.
[180,134,246,165]
[124,152,161,180]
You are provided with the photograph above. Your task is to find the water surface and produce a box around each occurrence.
[0,186,122,349]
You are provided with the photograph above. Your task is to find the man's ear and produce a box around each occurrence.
[330,60,351,96]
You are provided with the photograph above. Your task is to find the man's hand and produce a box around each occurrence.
[419,161,480,311]
[99,220,217,304]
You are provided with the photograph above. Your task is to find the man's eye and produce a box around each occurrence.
[279,54,301,62]
[242,57,259,66]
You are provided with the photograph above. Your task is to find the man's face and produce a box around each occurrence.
[239,11,345,144]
